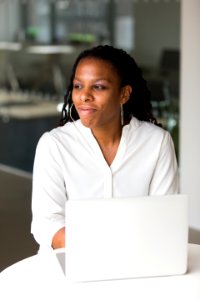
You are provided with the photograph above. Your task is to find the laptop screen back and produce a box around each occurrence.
[64,194,189,282]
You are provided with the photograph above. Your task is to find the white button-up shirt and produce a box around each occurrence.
[31,117,178,249]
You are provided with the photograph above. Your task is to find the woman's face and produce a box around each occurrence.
[72,57,130,130]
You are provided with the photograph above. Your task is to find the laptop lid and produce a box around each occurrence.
[64,194,189,282]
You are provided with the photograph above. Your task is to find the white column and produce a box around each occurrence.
[180,0,200,241]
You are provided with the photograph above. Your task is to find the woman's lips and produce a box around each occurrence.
[77,106,97,116]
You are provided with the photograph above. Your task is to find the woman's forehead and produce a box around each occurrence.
[74,57,120,79]
[78,56,113,67]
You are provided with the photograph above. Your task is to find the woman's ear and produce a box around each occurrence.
[120,85,132,104]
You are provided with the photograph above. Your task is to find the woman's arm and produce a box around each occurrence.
[31,133,67,250]
[149,131,179,195]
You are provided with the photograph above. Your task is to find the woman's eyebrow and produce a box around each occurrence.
[73,76,112,83]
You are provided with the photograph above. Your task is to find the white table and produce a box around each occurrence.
[1,244,200,300]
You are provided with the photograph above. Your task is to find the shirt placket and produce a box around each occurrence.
[103,167,113,198]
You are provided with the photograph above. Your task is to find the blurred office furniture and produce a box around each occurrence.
[0,165,38,272]
[148,78,170,119]
[159,48,180,103]
[146,48,180,115]
[0,44,78,172]
[0,111,59,172]
[143,48,180,158]
[0,45,73,95]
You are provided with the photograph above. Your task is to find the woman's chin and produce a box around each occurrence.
[80,118,94,128]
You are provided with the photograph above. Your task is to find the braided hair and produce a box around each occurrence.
[59,45,160,126]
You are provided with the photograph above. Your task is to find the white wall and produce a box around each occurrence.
[180,0,200,242]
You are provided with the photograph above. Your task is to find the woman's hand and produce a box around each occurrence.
[52,227,65,249]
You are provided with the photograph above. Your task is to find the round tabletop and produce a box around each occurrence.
[1,243,200,300]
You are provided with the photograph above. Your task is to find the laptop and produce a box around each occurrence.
[58,194,189,282]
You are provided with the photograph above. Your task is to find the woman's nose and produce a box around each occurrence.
[80,88,93,102]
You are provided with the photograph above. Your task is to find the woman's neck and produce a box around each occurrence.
[92,122,122,145]
[91,123,122,166]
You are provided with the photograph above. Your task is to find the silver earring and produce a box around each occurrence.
[121,104,124,126]
[69,103,75,122]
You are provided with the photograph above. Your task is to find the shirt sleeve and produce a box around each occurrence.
[31,132,67,250]
[149,131,179,195]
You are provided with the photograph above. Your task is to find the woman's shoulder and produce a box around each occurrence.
[37,120,83,149]
[41,120,78,138]
[130,117,168,136]
[127,118,175,157]
[128,117,172,148]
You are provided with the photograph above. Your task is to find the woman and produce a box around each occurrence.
[31,45,178,251]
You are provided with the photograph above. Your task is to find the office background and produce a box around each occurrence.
[0,0,199,272]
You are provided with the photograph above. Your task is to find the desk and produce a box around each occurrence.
[0,244,200,300]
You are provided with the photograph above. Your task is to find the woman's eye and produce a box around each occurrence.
[93,85,106,90]
[73,84,82,89]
